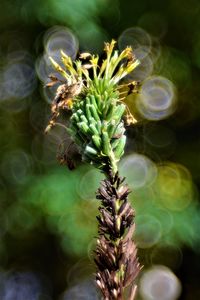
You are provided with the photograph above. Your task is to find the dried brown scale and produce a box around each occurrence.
[95,172,141,300]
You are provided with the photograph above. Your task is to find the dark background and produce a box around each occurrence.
[0,0,200,299]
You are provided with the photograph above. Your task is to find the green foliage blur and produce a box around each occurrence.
[0,0,200,299]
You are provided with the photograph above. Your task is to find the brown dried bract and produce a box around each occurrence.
[45,81,83,133]
[95,173,142,300]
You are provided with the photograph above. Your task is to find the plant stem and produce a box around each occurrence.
[95,171,141,300]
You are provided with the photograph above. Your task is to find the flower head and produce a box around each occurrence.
[46,40,140,173]
[47,40,139,120]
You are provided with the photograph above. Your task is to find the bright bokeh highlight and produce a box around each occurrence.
[136,76,177,120]
[139,265,182,300]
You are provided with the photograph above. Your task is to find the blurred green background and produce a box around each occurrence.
[0,0,200,299]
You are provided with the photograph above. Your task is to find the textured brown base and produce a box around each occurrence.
[95,172,141,300]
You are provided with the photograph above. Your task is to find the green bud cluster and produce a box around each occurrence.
[47,40,140,174]
[70,89,126,174]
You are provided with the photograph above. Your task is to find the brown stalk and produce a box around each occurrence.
[94,171,141,300]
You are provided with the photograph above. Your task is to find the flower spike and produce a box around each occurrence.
[45,40,142,300]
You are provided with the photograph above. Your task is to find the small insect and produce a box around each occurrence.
[117,80,140,126]
[127,81,140,95]
[57,152,76,170]
[45,74,65,87]
[117,80,140,97]
[56,141,76,170]
[45,75,84,133]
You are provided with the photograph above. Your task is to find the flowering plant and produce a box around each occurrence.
[46,40,141,300]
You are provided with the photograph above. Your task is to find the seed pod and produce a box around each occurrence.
[107,120,116,138]
[90,95,99,111]
[86,104,92,120]
[95,94,102,109]
[77,109,83,115]
[114,135,126,159]
[89,123,99,136]
[105,102,115,120]
[96,120,102,134]
[71,113,80,123]
[102,131,111,156]
[88,116,97,127]
[86,97,91,106]
[85,145,98,155]
[111,138,120,150]
[77,121,89,134]
[80,115,88,124]
[98,78,104,93]
[89,104,101,122]
[113,122,125,138]
[92,135,101,149]
[113,104,126,123]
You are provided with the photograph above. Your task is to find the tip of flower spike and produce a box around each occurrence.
[126,56,140,73]
[49,56,60,69]
[104,39,116,55]
[60,50,74,69]
[90,55,99,66]
[49,56,69,78]
[60,49,68,57]
[124,47,134,59]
